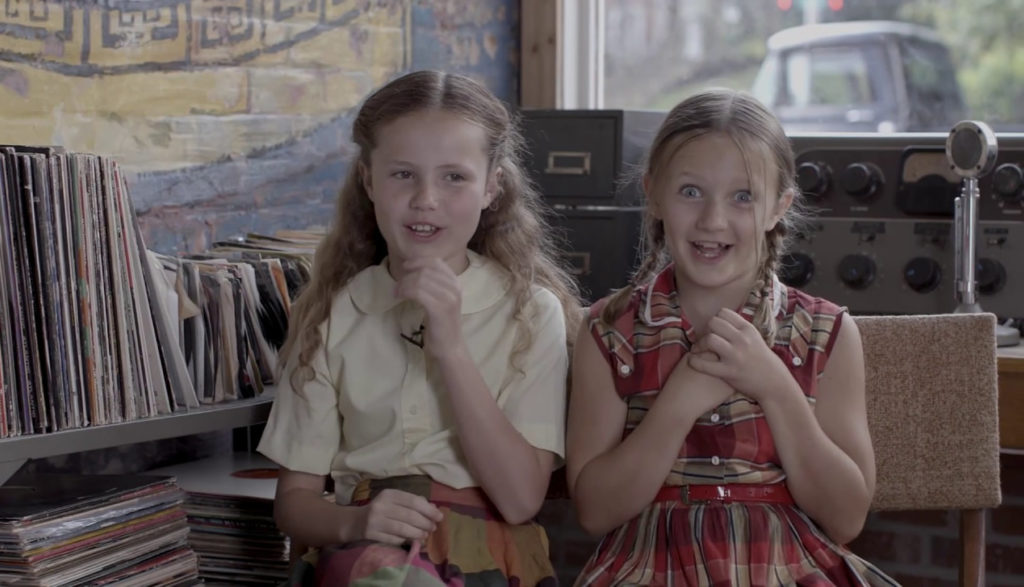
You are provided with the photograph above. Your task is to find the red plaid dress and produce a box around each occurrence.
[575,265,897,587]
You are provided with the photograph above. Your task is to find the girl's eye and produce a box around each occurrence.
[445,172,466,182]
[392,170,412,179]
[680,185,701,198]
[735,190,753,203]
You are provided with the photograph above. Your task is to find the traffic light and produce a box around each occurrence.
[777,0,844,12]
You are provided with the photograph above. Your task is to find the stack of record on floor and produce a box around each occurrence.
[0,473,198,586]
[150,452,290,585]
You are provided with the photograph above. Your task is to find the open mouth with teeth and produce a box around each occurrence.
[407,223,440,238]
[691,241,732,259]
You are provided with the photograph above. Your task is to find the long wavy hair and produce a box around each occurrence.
[282,70,583,389]
[601,88,807,344]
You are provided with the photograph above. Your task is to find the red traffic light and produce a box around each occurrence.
[777,0,793,10]
[828,0,844,10]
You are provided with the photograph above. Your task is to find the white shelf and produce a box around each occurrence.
[0,393,274,484]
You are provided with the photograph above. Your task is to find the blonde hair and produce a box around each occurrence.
[602,88,806,344]
[282,70,582,389]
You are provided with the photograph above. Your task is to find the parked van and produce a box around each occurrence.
[751,20,966,132]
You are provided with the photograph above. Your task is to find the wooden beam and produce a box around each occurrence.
[520,0,561,109]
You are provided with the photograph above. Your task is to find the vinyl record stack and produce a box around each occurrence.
[149,452,290,586]
[519,110,665,302]
[0,473,198,586]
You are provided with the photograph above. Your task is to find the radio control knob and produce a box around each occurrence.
[976,258,1006,295]
[796,162,830,199]
[840,163,881,200]
[778,252,815,287]
[838,254,876,290]
[903,257,941,293]
[992,163,1023,202]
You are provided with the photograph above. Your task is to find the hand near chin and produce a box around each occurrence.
[357,488,444,546]
[687,308,793,402]
[394,258,464,357]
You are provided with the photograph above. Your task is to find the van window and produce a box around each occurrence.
[900,38,965,129]
[780,46,877,108]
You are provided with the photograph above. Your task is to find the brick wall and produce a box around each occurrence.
[537,453,1024,586]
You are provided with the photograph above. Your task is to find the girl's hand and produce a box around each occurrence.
[687,308,793,402]
[356,489,444,545]
[660,349,735,417]
[394,258,464,358]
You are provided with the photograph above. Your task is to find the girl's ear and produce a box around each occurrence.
[643,172,661,219]
[358,161,373,201]
[483,167,502,210]
[767,188,795,230]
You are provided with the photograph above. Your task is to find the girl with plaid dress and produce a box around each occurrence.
[258,70,582,586]
[565,89,898,586]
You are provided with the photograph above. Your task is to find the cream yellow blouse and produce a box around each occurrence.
[257,251,568,504]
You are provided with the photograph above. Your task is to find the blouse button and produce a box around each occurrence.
[791,356,803,367]
[710,413,721,423]
[711,456,721,466]
[619,363,632,376]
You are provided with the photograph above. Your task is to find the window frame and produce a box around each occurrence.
[520,0,604,109]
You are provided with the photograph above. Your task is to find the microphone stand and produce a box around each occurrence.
[950,129,1021,347]
[953,176,981,314]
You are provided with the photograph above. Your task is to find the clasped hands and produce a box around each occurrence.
[684,308,793,404]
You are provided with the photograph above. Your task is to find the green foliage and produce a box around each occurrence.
[960,49,1024,123]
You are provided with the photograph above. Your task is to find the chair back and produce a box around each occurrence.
[855,313,1001,586]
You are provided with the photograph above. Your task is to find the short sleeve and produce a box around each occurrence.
[257,326,341,476]
[495,288,569,464]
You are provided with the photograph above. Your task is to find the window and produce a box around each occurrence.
[597,0,1024,133]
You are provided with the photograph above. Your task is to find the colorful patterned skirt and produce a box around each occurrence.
[287,475,558,586]
[573,497,898,586]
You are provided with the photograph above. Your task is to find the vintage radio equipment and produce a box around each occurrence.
[784,132,1023,320]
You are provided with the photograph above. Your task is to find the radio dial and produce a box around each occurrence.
[976,258,1007,295]
[840,163,881,200]
[778,252,815,287]
[992,163,1023,202]
[796,161,830,199]
[838,254,876,290]
[903,257,941,293]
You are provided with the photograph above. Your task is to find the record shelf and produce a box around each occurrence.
[0,393,274,485]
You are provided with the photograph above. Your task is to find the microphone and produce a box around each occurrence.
[945,120,996,311]
[401,323,426,348]
[945,121,1020,347]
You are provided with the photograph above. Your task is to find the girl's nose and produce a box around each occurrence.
[411,183,439,210]
[696,199,727,230]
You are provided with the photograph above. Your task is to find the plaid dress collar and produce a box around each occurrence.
[638,264,786,334]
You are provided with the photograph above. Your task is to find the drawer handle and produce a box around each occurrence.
[567,252,591,276]
[545,151,591,175]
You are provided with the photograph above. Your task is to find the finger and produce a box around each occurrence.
[398,492,445,523]
[717,308,755,331]
[381,490,445,523]
[688,353,731,378]
[689,350,720,362]
[402,257,456,279]
[700,332,732,358]
[368,518,433,544]
[707,315,743,342]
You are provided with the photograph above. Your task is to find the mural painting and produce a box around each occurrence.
[0,0,517,254]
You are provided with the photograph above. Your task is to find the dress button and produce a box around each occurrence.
[409,405,419,416]
[711,456,721,465]
[791,356,803,367]
[710,413,721,423]
[619,363,632,376]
